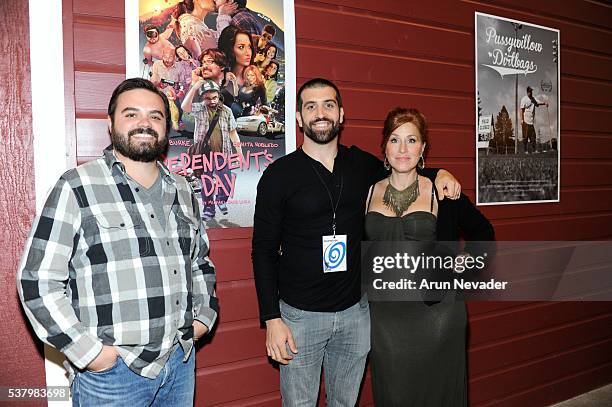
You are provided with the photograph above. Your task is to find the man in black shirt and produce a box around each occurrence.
[252,78,460,405]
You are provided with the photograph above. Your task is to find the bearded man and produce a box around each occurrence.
[251,78,462,406]
[18,78,217,406]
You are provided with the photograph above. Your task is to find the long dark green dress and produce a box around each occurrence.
[365,187,467,406]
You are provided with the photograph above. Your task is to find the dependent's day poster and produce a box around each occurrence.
[126,0,296,228]
[475,12,560,205]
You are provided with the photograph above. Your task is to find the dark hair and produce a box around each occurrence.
[263,43,277,59]
[262,24,276,36]
[380,107,428,154]
[143,24,159,34]
[173,0,194,18]
[199,48,227,69]
[175,45,193,61]
[264,60,280,80]
[235,0,247,8]
[218,25,254,70]
[296,78,343,112]
[108,78,171,136]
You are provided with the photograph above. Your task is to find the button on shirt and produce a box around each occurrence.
[18,148,218,380]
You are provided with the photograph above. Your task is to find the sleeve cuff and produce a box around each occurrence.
[62,335,103,370]
[194,307,217,333]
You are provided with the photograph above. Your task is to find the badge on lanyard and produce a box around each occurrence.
[306,153,347,273]
[322,234,347,273]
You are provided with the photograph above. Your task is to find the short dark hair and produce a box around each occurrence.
[296,78,343,113]
[199,48,227,69]
[263,24,276,36]
[235,0,247,8]
[107,78,171,136]
[143,24,159,33]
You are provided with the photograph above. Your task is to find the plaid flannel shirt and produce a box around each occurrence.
[17,148,218,379]
[231,8,262,36]
[191,102,236,155]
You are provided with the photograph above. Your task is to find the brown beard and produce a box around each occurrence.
[111,125,168,162]
[303,118,341,145]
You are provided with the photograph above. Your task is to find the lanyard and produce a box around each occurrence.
[308,160,344,237]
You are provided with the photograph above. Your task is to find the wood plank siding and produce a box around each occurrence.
[7,1,610,406]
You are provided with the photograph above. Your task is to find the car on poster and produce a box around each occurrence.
[237,108,285,136]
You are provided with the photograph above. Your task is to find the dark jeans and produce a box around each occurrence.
[522,123,537,153]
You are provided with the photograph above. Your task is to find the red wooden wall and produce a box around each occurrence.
[5,0,612,406]
[0,2,48,406]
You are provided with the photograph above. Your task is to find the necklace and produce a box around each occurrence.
[382,175,419,217]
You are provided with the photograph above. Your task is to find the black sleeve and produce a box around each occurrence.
[257,85,267,105]
[456,194,495,255]
[417,166,440,181]
[348,146,385,184]
[457,195,494,239]
[251,164,284,322]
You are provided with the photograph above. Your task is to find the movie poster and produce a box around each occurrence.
[126,1,296,227]
[475,12,560,205]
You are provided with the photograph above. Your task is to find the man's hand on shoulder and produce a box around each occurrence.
[86,345,119,372]
[435,169,461,200]
[265,318,298,365]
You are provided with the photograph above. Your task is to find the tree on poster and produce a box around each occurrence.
[475,12,560,205]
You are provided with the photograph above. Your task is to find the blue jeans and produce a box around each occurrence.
[71,345,194,406]
[279,297,370,407]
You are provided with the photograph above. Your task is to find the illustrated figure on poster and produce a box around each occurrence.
[151,47,192,129]
[136,0,291,228]
[190,48,238,110]
[263,59,280,102]
[182,79,243,221]
[142,23,175,66]
[253,24,276,54]
[236,65,267,117]
[219,0,262,35]
[175,45,200,70]
[173,0,237,60]
[520,85,548,154]
[255,43,277,72]
[219,25,255,90]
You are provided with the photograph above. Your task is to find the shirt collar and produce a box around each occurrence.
[103,145,176,184]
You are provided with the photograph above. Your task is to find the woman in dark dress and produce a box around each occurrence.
[365,107,494,406]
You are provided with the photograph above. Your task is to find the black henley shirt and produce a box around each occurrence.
[252,144,438,322]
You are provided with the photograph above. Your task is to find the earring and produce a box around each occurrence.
[383,157,390,170]
[419,155,425,169]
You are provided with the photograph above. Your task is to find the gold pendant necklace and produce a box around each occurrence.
[382,175,419,217]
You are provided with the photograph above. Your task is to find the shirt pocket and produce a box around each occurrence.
[84,209,150,258]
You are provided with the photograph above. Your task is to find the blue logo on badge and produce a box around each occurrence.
[324,241,346,270]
